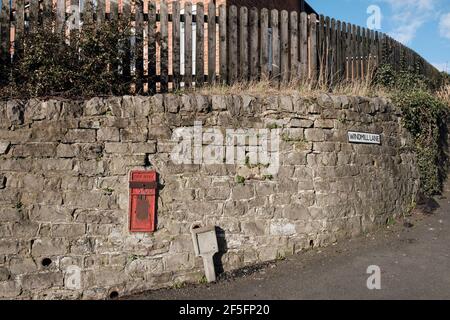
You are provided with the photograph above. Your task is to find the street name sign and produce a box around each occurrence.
[348,131,381,145]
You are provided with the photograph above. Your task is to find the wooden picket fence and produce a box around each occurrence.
[0,0,443,93]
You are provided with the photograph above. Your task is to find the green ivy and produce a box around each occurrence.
[374,63,449,197]
[0,21,132,99]
[393,90,448,196]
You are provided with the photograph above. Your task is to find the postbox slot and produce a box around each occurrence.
[129,181,157,189]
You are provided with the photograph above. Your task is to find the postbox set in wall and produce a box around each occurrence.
[129,170,157,233]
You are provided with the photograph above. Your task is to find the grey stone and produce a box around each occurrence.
[64,129,96,143]
[212,95,230,111]
[0,175,7,189]
[52,224,86,238]
[241,220,266,236]
[0,266,10,281]
[31,238,69,257]
[195,95,211,113]
[165,95,180,113]
[0,141,10,155]
[0,281,21,298]
[21,272,64,290]
[97,127,120,142]
[231,184,255,200]
[6,100,25,125]
[0,240,18,255]
[85,97,108,116]
[129,142,157,154]
[280,96,294,112]
[270,221,297,236]
[305,128,326,142]
[291,119,314,128]
[317,94,334,108]
[163,253,193,272]
[9,257,37,275]
[57,144,79,158]
[121,127,148,142]
[151,94,165,112]
[314,119,335,129]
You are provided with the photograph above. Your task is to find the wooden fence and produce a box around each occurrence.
[0,0,443,93]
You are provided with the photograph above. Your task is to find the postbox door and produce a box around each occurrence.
[129,171,157,232]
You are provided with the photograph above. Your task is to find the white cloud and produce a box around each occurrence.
[380,0,437,45]
[439,13,450,39]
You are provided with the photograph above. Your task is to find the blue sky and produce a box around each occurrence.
[307,0,450,73]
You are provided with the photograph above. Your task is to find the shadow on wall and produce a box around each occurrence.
[214,227,228,275]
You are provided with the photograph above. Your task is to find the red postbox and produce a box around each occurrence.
[129,170,157,233]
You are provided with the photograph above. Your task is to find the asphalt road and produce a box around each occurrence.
[127,183,450,300]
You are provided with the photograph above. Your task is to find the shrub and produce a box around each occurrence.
[0,21,132,99]
[394,90,448,196]
[374,64,430,92]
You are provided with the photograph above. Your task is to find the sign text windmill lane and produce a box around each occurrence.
[348,132,381,145]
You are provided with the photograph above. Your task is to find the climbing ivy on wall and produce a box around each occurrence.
[394,90,448,196]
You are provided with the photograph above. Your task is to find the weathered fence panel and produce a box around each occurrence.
[0,0,443,92]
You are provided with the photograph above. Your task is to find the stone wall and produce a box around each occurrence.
[0,93,419,299]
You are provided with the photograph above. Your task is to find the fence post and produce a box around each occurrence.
[260,8,269,80]
[148,1,156,94]
[239,6,249,82]
[346,23,352,81]
[208,1,217,85]
[356,25,361,79]
[29,0,39,32]
[219,4,227,84]
[228,5,238,84]
[14,0,25,60]
[317,15,324,84]
[82,0,94,24]
[309,13,318,83]
[110,0,119,21]
[135,0,144,93]
[300,12,308,81]
[361,27,366,79]
[122,0,132,85]
[343,22,348,81]
[97,0,106,25]
[280,10,289,84]
[43,0,53,28]
[336,20,342,82]
[249,7,259,82]
[184,2,193,88]
[325,16,331,85]
[173,1,181,90]
[290,11,299,82]
[271,9,280,83]
[0,0,10,73]
[56,0,66,33]
[330,18,336,86]
[196,3,205,87]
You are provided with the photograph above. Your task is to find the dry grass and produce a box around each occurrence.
[437,85,450,107]
[194,75,388,99]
